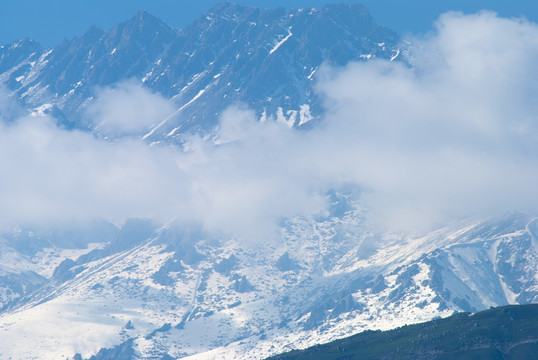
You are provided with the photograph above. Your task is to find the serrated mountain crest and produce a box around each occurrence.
[0,2,402,138]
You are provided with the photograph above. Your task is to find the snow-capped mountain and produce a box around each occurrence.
[0,2,400,138]
[0,197,536,359]
[1,3,537,360]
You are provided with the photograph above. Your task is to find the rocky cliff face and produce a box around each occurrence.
[0,3,400,138]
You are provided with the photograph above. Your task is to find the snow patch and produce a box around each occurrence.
[276,107,297,127]
[298,104,313,126]
[30,103,54,117]
[390,49,400,61]
[270,28,293,55]
[159,88,207,138]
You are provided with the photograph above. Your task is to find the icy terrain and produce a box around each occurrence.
[0,201,536,359]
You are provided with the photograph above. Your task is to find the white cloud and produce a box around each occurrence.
[0,87,23,122]
[86,80,175,136]
[1,11,538,236]
[312,11,538,229]
[0,112,191,229]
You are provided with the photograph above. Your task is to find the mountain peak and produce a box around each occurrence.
[80,25,105,41]
[322,2,369,12]
[205,1,285,19]
[3,37,42,51]
[208,1,248,13]
[124,9,172,31]
[319,3,374,22]
[132,9,160,23]
[107,10,177,47]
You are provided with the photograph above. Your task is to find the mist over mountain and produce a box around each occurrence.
[0,2,537,360]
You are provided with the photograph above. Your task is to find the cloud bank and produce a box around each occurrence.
[313,11,538,228]
[87,80,176,136]
[1,11,538,236]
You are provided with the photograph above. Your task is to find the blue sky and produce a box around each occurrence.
[1,0,538,47]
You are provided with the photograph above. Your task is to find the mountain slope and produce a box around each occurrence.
[267,304,538,360]
[0,208,536,360]
[0,2,401,138]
